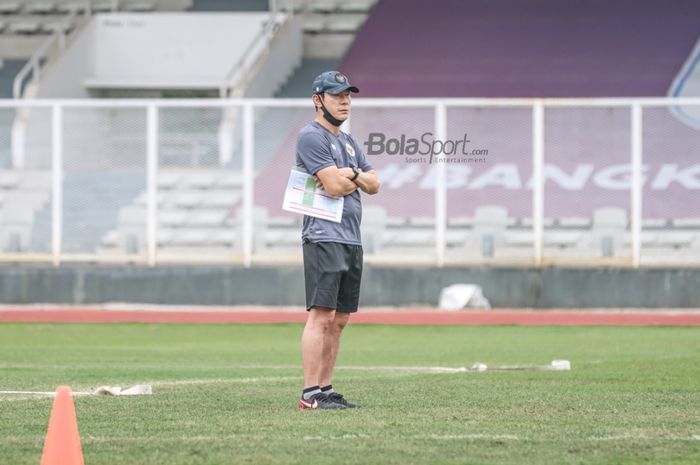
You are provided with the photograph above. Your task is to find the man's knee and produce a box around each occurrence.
[332,312,350,333]
[307,307,336,332]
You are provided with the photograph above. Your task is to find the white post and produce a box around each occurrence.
[146,104,158,266]
[631,103,643,268]
[51,104,63,266]
[218,108,235,166]
[532,100,545,265]
[434,102,447,267]
[242,103,255,267]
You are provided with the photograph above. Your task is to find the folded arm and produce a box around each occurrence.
[315,166,358,197]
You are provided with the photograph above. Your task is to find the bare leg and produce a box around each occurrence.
[319,312,350,387]
[301,307,336,389]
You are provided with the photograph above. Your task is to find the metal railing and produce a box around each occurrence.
[0,97,699,267]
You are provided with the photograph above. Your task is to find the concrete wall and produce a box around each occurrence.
[36,20,96,98]
[1,265,699,308]
[91,13,269,84]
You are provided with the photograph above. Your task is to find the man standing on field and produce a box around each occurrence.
[295,71,380,410]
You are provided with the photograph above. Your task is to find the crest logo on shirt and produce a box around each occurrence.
[331,143,337,151]
[345,142,355,157]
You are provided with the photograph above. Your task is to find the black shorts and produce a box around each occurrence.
[303,241,363,313]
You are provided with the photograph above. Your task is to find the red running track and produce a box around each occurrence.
[0,307,699,326]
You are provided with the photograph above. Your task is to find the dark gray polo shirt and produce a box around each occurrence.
[295,121,373,245]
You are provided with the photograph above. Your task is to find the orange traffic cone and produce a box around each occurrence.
[40,386,85,465]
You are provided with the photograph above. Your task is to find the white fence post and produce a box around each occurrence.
[51,104,63,266]
[532,100,545,266]
[242,103,255,267]
[434,102,447,267]
[631,103,643,268]
[146,104,158,266]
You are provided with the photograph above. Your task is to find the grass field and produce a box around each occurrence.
[1,323,699,465]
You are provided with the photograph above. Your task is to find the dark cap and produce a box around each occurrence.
[311,71,359,95]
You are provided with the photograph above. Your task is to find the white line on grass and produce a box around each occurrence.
[589,433,700,441]
[150,376,300,387]
[422,434,520,441]
[0,361,569,402]
[0,376,302,401]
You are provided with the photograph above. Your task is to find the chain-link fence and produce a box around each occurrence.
[0,98,698,266]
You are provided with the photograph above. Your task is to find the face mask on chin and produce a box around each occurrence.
[316,94,345,127]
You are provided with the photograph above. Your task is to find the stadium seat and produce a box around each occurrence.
[19,171,51,190]
[558,217,591,228]
[100,229,119,247]
[234,206,267,252]
[0,205,34,252]
[188,209,227,227]
[123,1,156,12]
[360,205,386,253]
[156,228,176,244]
[309,0,338,13]
[56,2,86,14]
[207,229,235,246]
[448,216,473,227]
[164,192,204,209]
[381,228,433,248]
[642,218,669,228]
[445,229,468,246]
[264,229,300,248]
[200,190,241,208]
[117,206,146,253]
[386,216,408,226]
[592,207,628,257]
[0,2,21,14]
[0,171,21,188]
[543,231,582,248]
[409,217,435,227]
[157,172,182,190]
[623,232,658,247]
[25,2,57,14]
[338,0,377,13]
[158,209,189,227]
[182,172,219,189]
[504,231,533,247]
[40,21,73,33]
[471,206,510,257]
[672,218,700,228]
[92,1,118,13]
[303,15,327,33]
[267,216,297,227]
[655,232,694,249]
[215,172,244,188]
[170,228,212,245]
[325,15,364,33]
[8,21,41,34]
[5,191,50,210]
[520,217,555,227]
[203,232,233,247]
